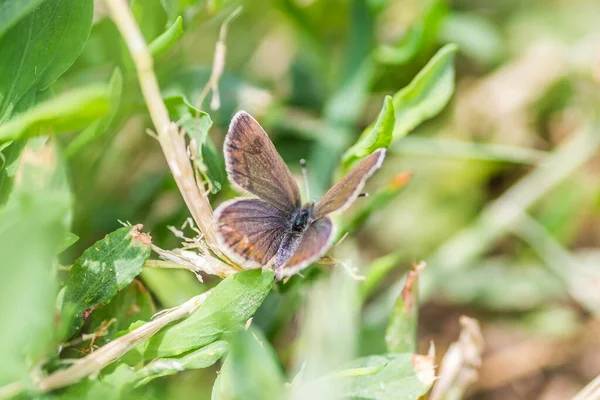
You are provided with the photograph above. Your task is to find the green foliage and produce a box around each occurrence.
[0,140,70,386]
[376,0,448,65]
[65,68,123,158]
[149,16,184,56]
[212,330,285,400]
[0,85,110,142]
[390,43,458,140]
[0,0,93,120]
[320,354,434,400]
[135,340,228,387]
[164,94,226,193]
[385,266,421,354]
[342,95,395,171]
[142,269,274,358]
[60,225,152,339]
[0,0,45,39]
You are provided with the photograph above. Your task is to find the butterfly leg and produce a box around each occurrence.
[274,232,303,281]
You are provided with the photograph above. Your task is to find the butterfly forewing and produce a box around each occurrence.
[279,216,334,278]
[214,198,289,267]
[225,111,301,213]
[314,149,386,218]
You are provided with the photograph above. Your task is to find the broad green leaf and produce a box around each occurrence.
[322,353,434,400]
[87,280,156,347]
[143,269,274,358]
[375,0,447,65]
[65,68,123,158]
[0,0,45,39]
[149,15,184,56]
[135,340,228,387]
[60,225,153,339]
[341,96,395,171]
[164,94,226,193]
[0,0,94,120]
[212,330,285,400]
[391,43,458,140]
[0,85,110,143]
[0,145,69,385]
[386,264,423,353]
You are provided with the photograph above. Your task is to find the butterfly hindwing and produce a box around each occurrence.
[314,149,386,218]
[278,216,334,278]
[214,198,289,268]
[225,111,301,213]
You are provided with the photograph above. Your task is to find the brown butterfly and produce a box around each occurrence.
[214,111,386,281]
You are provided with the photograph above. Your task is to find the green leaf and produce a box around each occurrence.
[0,0,94,120]
[0,85,110,143]
[65,68,123,158]
[164,94,226,193]
[386,264,423,354]
[342,96,395,171]
[135,341,228,387]
[87,280,156,347]
[149,15,183,57]
[59,232,80,253]
[0,0,45,39]
[212,330,285,400]
[0,146,69,385]
[143,269,274,359]
[60,225,153,339]
[375,0,448,65]
[318,353,435,400]
[391,43,458,140]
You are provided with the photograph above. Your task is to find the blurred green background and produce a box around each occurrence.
[2,0,600,398]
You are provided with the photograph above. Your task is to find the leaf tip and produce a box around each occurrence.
[130,224,152,246]
[401,261,425,313]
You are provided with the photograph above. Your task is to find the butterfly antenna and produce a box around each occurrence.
[300,158,310,201]
[358,192,369,198]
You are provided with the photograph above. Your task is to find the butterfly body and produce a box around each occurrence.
[215,111,386,280]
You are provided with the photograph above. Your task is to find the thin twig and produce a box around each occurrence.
[104,0,219,248]
[196,6,242,111]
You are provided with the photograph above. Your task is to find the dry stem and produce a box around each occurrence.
[38,292,210,392]
[104,0,218,248]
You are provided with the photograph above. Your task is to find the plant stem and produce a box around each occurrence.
[37,291,209,393]
[104,0,218,248]
[573,374,600,400]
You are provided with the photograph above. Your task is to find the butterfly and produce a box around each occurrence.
[214,111,386,281]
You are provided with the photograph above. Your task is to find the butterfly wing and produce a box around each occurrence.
[215,198,289,268]
[314,149,386,218]
[225,111,301,213]
[277,216,335,279]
